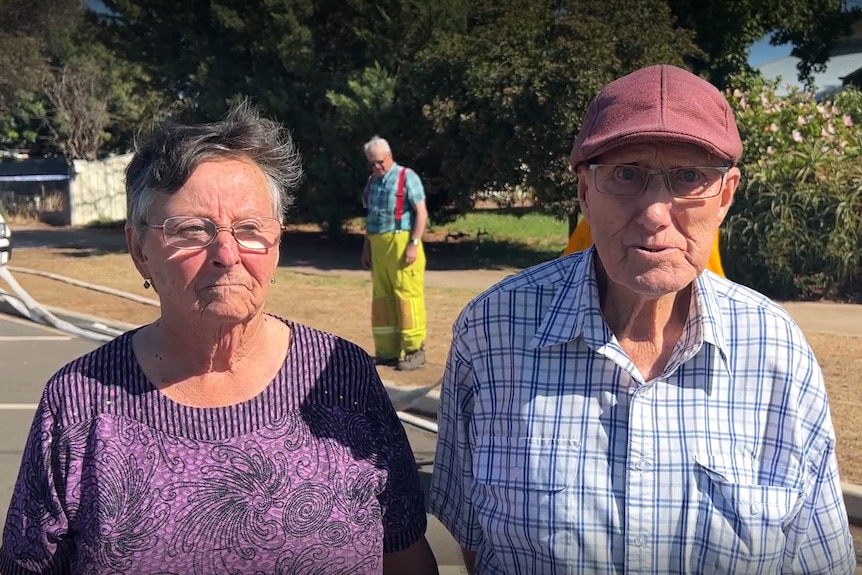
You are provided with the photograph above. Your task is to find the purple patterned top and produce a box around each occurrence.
[0,318,426,574]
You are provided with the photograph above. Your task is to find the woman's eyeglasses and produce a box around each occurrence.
[144,216,284,250]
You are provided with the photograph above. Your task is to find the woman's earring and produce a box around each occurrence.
[143,279,151,289]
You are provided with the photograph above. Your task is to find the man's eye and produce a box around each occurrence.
[679,169,708,184]
[617,167,640,181]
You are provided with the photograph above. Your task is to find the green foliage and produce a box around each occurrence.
[0,96,46,150]
[93,0,464,228]
[429,207,571,268]
[398,0,700,223]
[725,73,862,300]
[0,4,161,159]
[307,63,399,231]
[667,0,861,87]
[0,0,83,110]
[438,208,569,251]
[2,0,859,290]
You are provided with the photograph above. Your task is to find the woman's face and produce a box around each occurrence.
[127,158,280,328]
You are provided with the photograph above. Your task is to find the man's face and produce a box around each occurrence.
[578,141,739,300]
[366,147,393,177]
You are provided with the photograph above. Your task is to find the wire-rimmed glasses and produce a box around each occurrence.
[588,164,730,199]
[144,216,284,250]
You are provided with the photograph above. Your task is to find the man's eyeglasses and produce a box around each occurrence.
[368,160,385,168]
[588,164,730,199]
[144,216,284,251]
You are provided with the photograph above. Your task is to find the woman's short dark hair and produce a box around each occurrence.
[125,101,303,237]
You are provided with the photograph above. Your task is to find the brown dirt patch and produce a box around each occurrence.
[4,233,862,483]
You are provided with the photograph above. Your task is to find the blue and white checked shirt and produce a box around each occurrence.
[429,248,854,575]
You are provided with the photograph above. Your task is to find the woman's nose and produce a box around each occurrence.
[208,229,241,266]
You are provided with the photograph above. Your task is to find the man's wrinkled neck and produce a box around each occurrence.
[595,256,691,342]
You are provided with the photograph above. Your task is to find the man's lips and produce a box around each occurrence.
[634,245,674,253]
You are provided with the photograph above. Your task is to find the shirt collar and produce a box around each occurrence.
[529,248,608,349]
[380,162,400,179]
[692,271,731,370]
[530,249,732,373]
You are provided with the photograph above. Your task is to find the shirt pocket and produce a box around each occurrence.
[471,436,578,553]
[691,454,801,574]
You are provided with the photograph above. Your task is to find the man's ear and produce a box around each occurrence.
[717,166,740,225]
[125,223,150,280]
[576,165,591,223]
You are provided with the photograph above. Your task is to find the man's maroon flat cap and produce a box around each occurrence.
[570,64,742,167]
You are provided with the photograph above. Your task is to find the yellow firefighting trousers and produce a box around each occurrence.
[368,232,426,359]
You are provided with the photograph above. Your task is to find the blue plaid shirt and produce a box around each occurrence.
[429,248,854,575]
[363,162,425,234]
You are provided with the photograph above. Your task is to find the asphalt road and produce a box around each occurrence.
[0,313,466,573]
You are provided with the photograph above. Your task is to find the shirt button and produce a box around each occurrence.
[750,502,762,515]
[633,535,646,547]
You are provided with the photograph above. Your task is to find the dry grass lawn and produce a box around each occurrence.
[4,246,862,484]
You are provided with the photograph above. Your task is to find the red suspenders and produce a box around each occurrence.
[365,167,408,230]
[394,167,407,229]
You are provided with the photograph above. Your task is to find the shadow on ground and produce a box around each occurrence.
[11,227,129,256]
[9,225,558,271]
[278,229,557,272]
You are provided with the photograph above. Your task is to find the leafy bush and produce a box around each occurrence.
[724,73,862,301]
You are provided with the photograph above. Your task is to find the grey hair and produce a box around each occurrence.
[363,135,391,156]
[126,100,303,238]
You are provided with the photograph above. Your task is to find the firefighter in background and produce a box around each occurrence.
[361,136,428,371]
[562,210,726,277]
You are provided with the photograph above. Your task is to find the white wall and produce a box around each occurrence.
[68,153,132,226]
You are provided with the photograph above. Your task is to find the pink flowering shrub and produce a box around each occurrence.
[723,73,862,301]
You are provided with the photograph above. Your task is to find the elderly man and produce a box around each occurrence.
[429,64,854,574]
[361,136,429,371]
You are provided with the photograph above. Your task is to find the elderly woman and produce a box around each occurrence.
[0,103,438,574]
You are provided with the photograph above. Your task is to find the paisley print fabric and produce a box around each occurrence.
[0,318,426,574]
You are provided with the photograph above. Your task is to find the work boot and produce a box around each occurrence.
[397,347,426,371]
[374,356,399,367]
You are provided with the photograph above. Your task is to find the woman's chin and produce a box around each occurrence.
[193,303,259,325]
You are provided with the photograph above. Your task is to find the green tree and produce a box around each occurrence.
[84,0,862,231]
[0,0,154,159]
[398,0,700,224]
[668,0,862,87]
[0,0,83,111]
[92,0,467,227]
[0,0,85,150]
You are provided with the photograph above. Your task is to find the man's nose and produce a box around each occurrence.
[637,175,675,230]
